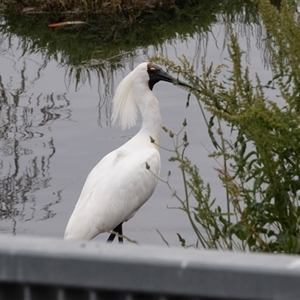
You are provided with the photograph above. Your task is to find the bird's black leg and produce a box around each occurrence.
[117,223,123,243]
[106,223,123,243]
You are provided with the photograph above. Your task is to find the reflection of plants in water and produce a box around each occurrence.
[0,59,70,234]
[1,1,266,127]
[2,1,264,70]
[65,52,136,127]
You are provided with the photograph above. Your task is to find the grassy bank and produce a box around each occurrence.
[6,0,201,23]
[10,0,198,14]
[4,0,212,41]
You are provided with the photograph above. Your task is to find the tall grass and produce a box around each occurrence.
[153,0,300,254]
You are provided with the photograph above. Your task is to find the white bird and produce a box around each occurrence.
[64,62,190,242]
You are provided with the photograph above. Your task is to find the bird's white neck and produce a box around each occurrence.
[137,92,162,148]
[111,65,163,149]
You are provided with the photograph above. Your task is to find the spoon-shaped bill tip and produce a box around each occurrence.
[173,78,193,90]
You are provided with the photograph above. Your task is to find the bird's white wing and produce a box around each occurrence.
[64,147,160,240]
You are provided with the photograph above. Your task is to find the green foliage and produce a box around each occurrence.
[153,0,300,253]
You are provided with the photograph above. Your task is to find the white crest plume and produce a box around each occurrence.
[111,63,148,130]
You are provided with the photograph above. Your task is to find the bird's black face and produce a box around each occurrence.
[147,63,191,91]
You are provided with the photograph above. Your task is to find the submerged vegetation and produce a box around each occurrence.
[153,0,300,254]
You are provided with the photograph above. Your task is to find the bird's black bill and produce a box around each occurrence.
[173,78,193,90]
[107,223,123,243]
[147,63,193,90]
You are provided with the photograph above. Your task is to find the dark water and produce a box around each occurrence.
[0,5,273,246]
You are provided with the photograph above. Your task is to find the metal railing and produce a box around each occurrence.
[0,234,300,300]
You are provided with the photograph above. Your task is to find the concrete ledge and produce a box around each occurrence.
[0,235,300,299]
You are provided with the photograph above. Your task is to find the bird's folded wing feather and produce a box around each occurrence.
[64,147,160,240]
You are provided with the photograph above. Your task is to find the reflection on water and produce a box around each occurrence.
[0,1,275,242]
[0,37,71,234]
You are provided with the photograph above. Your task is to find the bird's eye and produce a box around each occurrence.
[149,66,156,72]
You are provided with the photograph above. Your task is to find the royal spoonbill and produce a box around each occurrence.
[64,62,190,243]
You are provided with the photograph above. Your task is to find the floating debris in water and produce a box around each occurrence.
[48,21,87,28]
